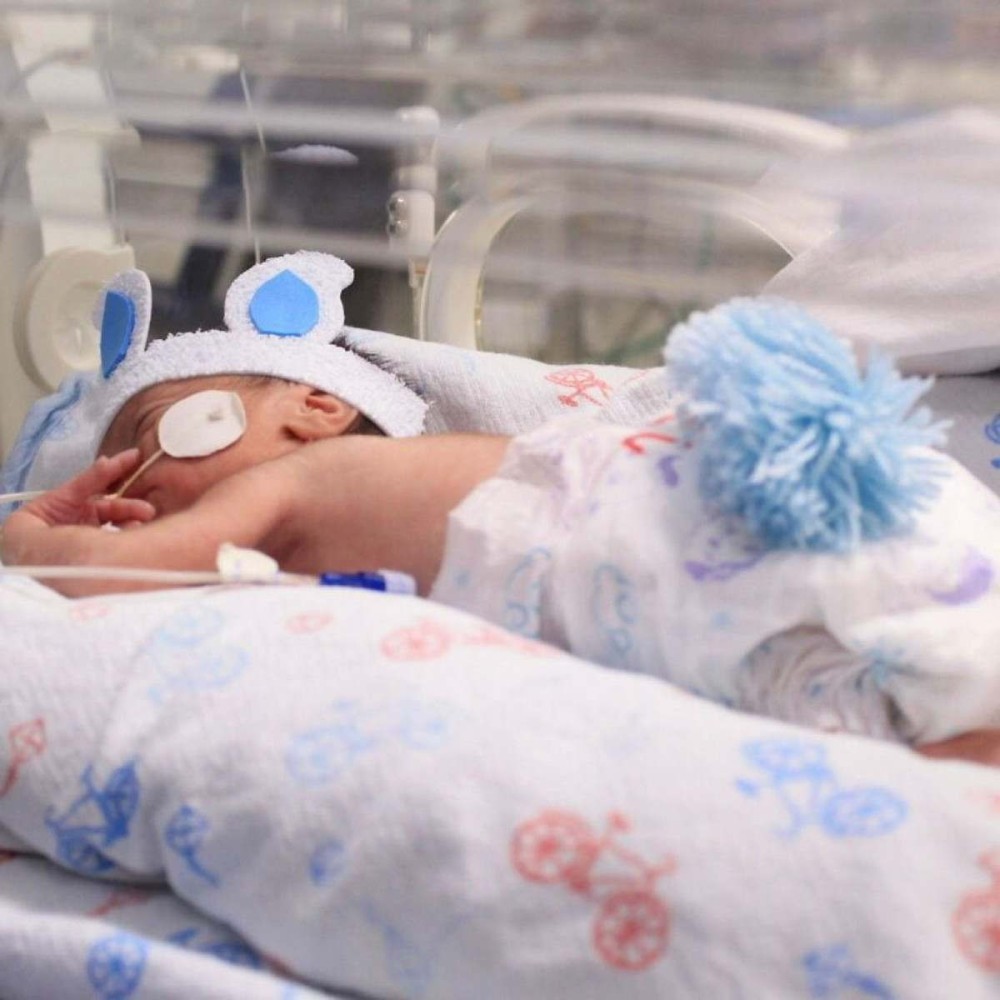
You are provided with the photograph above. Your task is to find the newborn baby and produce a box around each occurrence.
[5,366,1000,766]
[2,372,507,595]
[4,253,1000,767]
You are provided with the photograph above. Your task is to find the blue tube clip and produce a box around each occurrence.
[318,570,417,595]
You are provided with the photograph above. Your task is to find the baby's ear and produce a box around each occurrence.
[93,269,153,379]
[223,252,354,344]
[286,389,361,441]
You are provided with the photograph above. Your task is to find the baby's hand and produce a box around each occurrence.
[917,730,1000,768]
[1,450,156,566]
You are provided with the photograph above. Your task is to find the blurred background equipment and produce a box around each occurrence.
[0,0,998,456]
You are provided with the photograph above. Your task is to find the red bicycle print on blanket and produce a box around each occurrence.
[545,369,613,408]
[87,886,153,919]
[285,611,335,634]
[380,619,453,660]
[510,810,675,971]
[69,602,113,622]
[0,718,46,798]
[380,619,553,662]
[954,848,1000,972]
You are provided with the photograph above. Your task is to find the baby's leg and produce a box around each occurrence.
[917,730,1000,766]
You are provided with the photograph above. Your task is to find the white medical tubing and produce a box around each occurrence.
[0,565,314,587]
[0,490,45,503]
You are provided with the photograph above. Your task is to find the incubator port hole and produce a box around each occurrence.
[52,283,102,371]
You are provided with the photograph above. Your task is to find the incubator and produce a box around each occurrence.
[2,7,1000,999]
[0,0,998,461]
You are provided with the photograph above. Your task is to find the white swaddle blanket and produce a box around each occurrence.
[431,411,1000,744]
[0,575,999,998]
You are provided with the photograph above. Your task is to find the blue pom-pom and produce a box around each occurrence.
[664,298,948,553]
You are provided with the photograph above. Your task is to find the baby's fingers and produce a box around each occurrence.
[66,449,144,503]
[47,450,141,506]
[87,449,144,497]
[92,495,156,527]
[18,450,144,528]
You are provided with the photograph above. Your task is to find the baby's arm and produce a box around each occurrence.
[2,433,509,597]
[4,449,156,537]
[275,432,510,593]
[1,448,299,596]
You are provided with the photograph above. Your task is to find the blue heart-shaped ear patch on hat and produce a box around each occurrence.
[249,269,320,337]
[100,290,137,378]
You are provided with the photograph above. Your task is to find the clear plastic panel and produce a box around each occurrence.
[0,0,998,453]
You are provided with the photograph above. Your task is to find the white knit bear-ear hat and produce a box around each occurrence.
[79,250,427,454]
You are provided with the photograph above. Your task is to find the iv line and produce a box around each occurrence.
[2,564,313,587]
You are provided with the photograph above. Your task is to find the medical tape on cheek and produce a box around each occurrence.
[105,390,248,501]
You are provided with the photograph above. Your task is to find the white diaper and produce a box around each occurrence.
[431,412,1000,743]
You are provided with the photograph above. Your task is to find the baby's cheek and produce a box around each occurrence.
[159,448,263,513]
[150,463,203,515]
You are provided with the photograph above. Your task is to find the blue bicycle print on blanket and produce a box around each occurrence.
[86,931,148,1000]
[737,738,907,839]
[804,943,896,998]
[286,696,454,787]
[309,837,349,887]
[46,760,140,875]
[986,412,1000,469]
[167,926,262,969]
[164,803,220,887]
[360,899,471,999]
[141,605,249,703]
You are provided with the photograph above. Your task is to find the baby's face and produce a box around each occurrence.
[100,377,298,517]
